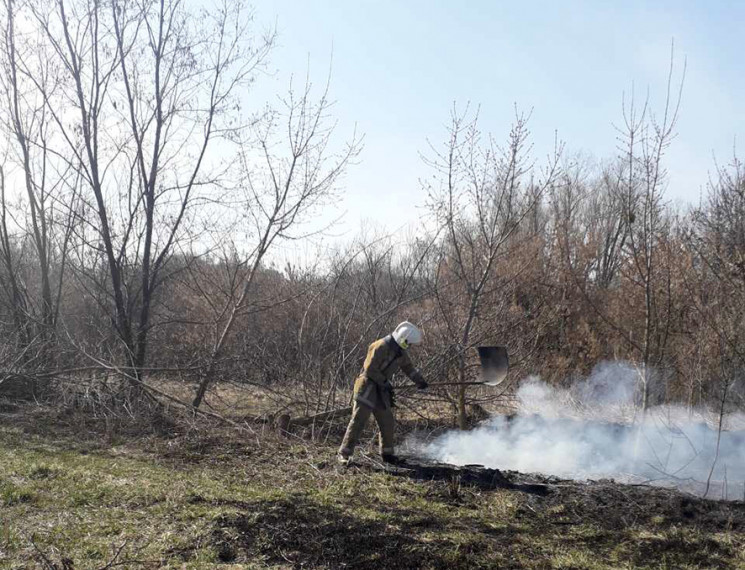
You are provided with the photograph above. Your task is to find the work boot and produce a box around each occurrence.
[381,453,401,465]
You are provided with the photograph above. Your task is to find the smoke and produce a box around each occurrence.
[415,361,745,500]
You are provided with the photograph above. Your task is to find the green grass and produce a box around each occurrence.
[1,419,744,569]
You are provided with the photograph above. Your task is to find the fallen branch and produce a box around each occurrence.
[98,541,128,570]
[291,407,352,427]
[28,535,58,570]
[62,351,258,436]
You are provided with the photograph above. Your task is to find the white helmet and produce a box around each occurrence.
[392,321,422,349]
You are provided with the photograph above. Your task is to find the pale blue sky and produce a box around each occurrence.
[250,0,745,239]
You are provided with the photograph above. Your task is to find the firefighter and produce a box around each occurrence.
[338,321,428,465]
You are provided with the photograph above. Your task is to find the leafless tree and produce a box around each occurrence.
[0,0,77,350]
[5,0,275,395]
[618,47,684,413]
[687,154,745,410]
[0,164,29,342]
[191,76,361,408]
[587,164,631,290]
[425,105,561,428]
[556,48,685,413]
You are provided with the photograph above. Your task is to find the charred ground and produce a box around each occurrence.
[1,403,744,569]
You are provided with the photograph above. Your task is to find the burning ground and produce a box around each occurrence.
[2,402,745,569]
[419,362,745,501]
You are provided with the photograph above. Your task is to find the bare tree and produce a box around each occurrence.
[425,105,561,428]
[687,153,745,411]
[618,47,685,412]
[0,0,77,346]
[12,0,275,393]
[588,164,631,290]
[191,76,361,408]
[556,48,685,413]
[0,163,30,343]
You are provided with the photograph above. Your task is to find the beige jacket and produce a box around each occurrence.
[353,335,424,410]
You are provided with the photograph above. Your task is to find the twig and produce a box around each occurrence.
[98,541,127,570]
[28,535,57,570]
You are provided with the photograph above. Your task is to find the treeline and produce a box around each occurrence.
[0,0,743,427]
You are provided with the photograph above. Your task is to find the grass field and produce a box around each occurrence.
[1,404,744,569]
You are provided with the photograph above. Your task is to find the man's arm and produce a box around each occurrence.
[399,352,427,389]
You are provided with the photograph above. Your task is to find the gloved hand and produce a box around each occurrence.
[416,380,428,390]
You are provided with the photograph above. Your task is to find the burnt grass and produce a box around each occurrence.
[204,484,743,569]
[2,403,745,569]
[203,469,745,569]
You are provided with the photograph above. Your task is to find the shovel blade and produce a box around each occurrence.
[477,346,509,386]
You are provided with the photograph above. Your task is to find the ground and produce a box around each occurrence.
[1,403,744,569]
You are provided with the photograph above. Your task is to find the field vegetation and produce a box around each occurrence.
[2,404,745,569]
[0,0,744,567]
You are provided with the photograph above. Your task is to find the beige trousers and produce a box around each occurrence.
[339,401,395,458]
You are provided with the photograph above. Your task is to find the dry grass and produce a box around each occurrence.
[1,401,744,569]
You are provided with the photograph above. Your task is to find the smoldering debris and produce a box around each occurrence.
[417,361,745,499]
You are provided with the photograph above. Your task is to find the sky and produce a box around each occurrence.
[248,0,744,243]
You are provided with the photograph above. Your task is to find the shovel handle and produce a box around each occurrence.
[398,381,489,389]
[432,381,492,387]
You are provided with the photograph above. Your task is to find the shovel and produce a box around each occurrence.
[431,346,509,388]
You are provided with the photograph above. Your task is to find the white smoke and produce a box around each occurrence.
[416,361,745,500]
